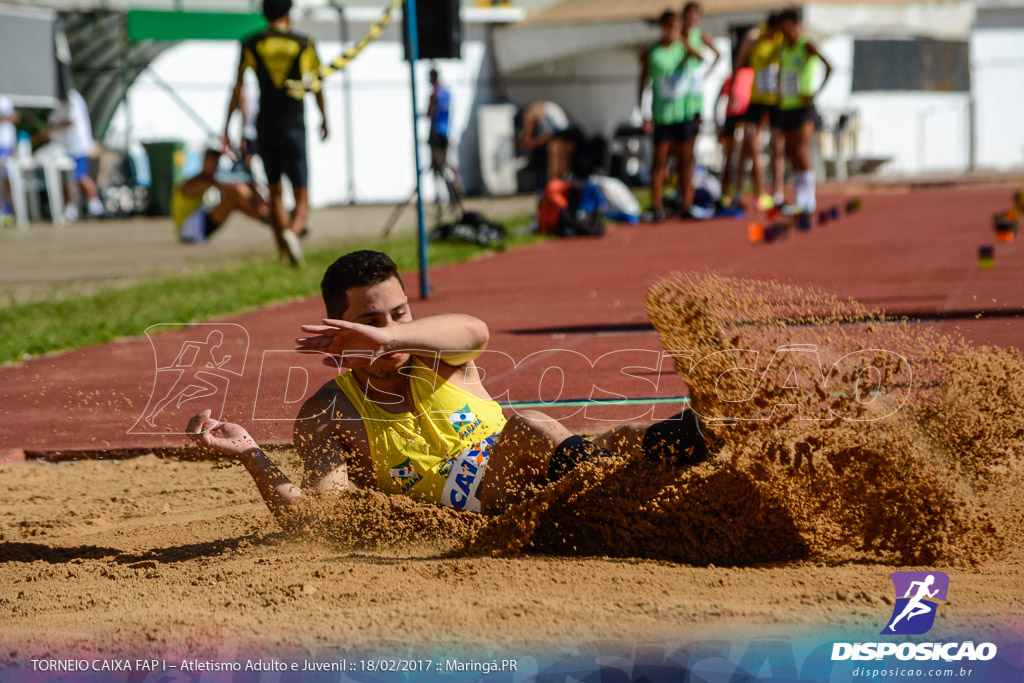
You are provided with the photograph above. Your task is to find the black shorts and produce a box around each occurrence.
[743,102,778,127]
[203,211,223,239]
[256,121,308,188]
[429,131,449,150]
[242,136,259,157]
[653,120,698,145]
[774,105,817,132]
[721,115,743,137]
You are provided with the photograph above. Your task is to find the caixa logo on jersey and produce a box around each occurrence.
[882,571,949,635]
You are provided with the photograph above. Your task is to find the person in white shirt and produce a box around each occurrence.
[38,89,103,220]
[0,95,19,223]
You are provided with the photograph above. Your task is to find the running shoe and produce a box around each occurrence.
[281,229,305,267]
[756,193,775,211]
[715,203,745,218]
[684,205,716,220]
[641,208,667,223]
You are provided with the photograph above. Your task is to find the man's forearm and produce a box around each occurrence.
[238,447,304,518]
[388,314,489,365]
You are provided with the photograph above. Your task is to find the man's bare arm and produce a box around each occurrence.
[732,29,758,71]
[297,313,489,368]
[224,60,246,146]
[186,409,303,522]
[178,174,216,198]
[702,30,721,75]
[236,446,304,515]
[315,90,328,141]
[294,385,354,492]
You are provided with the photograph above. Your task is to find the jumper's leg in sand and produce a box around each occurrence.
[480,409,710,515]
[479,410,571,514]
[588,423,648,459]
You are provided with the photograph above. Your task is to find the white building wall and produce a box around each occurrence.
[814,34,971,175]
[105,19,499,207]
[971,10,1024,169]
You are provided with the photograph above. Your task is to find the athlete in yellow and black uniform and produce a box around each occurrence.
[184,251,710,521]
[733,13,785,210]
[775,8,832,214]
[224,0,327,266]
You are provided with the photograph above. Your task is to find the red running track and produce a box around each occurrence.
[1,183,1021,456]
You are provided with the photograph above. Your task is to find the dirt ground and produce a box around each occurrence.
[1,450,1021,662]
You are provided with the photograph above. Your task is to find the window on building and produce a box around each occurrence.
[852,39,970,92]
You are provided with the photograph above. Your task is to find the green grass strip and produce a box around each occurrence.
[0,226,543,365]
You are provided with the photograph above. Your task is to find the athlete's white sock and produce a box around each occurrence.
[88,197,104,217]
[794,170,816,212]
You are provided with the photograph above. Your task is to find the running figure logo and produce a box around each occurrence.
[881,571,949,635]
[130,323,249,434]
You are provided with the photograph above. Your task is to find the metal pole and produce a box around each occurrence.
[967,96,976,172]
[335,3,357,204]
[405,0,430,299]
[123,13,131,157]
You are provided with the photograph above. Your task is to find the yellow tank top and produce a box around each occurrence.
[749,27,784,105]
[170,185,202,232]
[334,356,507,512]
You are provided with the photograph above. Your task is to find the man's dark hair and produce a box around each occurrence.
[777,8,801,24]
[767,12,781,28]
[321,250,404,318]
[658,9,677,25]
[682,2,701,15]
[263,0,292,21]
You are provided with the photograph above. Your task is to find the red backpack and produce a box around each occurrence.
[537,178,570,235]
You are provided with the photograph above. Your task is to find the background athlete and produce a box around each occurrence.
[732,13,785,211]
[775,8,832,215]
[185,250,708,520]
[639,10,702,222]
[172,146,269,244]
[426,68,461,191]
[224,0,327,266]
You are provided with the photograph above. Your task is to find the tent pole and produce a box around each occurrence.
[405,0,429,299]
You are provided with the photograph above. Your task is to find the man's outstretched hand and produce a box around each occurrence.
[186,409,259,457]
[296,318,395,368]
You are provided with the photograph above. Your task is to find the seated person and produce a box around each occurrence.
[517,101,577,183]
[186,250,709,520]
[172,147,269,244]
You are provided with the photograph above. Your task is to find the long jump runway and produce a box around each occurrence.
[1,183,1021,456]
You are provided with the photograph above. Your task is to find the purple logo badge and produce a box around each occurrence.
[882,571,949,635]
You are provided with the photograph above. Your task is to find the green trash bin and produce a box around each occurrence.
[143,141,186,216]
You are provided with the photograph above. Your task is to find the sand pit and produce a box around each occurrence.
[2,451,1023,661]
[3,275,1023,659]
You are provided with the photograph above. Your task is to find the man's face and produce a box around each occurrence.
[342,277,412,378]
[683,8,700,29]
[660,16,681,41]
[780,19,799,41]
